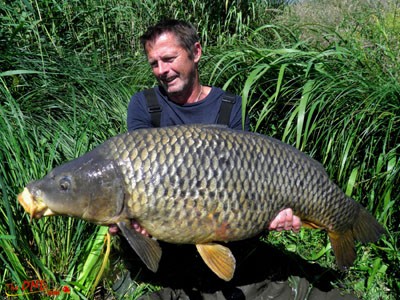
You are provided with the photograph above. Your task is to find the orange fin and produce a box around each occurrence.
[196,243,236,281]
[329,204,385,271]
[328,230,356,271]
[302,220,322,229]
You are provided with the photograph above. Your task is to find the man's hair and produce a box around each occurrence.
[140,19,200,58]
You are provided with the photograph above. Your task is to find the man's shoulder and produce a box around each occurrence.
[132,86,158,97]
[129,86,160,107]
[206,86,241,101]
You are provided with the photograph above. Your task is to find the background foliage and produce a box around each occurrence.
[1,0,399,299]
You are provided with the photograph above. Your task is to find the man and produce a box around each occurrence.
[113,19,358,300]
[126,19,301,233]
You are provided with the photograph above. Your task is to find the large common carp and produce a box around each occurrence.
[18,124,385,281]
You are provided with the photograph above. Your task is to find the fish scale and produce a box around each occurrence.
[113,126,377,238]
[18,124,385,281]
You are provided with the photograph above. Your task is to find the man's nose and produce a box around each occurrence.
[157,61,169,75]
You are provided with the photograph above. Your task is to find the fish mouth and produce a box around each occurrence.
[17,187,56,219]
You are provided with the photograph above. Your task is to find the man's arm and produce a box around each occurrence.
[127,92,154,131]
[228,95,250,131]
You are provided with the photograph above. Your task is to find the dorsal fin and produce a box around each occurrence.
[196,243,236,281]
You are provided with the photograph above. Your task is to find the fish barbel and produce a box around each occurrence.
[18,124,385,281]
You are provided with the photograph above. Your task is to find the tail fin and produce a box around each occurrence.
[328,204,385,270]
[352,205,386,244]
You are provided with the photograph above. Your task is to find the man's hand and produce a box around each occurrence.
[268,208,301,232]
[131,220,150,237]
[108,220,150,237]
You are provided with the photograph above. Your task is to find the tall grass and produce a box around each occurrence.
[203,4,399,297]
[1,0,399,299]
[0,62,131,298]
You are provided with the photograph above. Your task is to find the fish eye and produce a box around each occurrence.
[59,177,71,191]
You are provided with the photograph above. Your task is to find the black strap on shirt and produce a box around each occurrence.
[144,88,162,128]
[144,88,236,127]
[217,91,236,125]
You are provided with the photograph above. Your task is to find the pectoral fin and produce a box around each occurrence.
[196,243,236,281]
[117,221,162,272]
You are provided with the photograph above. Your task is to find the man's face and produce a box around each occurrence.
[145,32,201,99]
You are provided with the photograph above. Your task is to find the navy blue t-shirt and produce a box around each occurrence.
[127,86,249,131]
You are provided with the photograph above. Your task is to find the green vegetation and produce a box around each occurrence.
[1,0,398,299]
